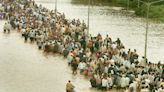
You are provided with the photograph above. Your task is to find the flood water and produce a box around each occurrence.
[35,0,164,63]
[0,21,120,92]
[0,20,99,92]
[0,0,164,92]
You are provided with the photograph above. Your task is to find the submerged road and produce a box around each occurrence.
[35,0,164,63]
[0,21,88,92]
[0,21,122,92]
[0,0,163,92]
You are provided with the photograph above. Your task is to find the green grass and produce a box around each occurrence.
[135,5,164,22]
[108,0,164,22]
[71,0,164,22]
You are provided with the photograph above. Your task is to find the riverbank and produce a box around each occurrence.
[71,0,164,22]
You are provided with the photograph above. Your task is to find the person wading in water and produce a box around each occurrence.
[66,80,75,92]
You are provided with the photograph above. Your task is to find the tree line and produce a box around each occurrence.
[71,0,164,22]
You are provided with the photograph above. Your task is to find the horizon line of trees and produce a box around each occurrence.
[108,0,164,22]
[71,0,164,22]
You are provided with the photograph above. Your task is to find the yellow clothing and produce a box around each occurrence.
[66,82,74,92]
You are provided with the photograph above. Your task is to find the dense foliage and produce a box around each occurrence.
[108,0,164,22]
[72,0,164,22]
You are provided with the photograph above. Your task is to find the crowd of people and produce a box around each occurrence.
[1,0,164,92]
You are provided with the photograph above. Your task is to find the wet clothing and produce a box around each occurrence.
[66,82,74,92]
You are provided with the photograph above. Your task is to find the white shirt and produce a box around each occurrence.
[21,28,26,34]
[78,62,86,70]
[107,77,113,86]
[129,81,138,92]
[157,88,164,92]
[102,78,108,87]
[7,23,11,30]
[121,77,127,88]
[3,23,8,30]
[125,77,130,87]
[123,60,131,68]
[112,43,117,49]
[104,66,108,73]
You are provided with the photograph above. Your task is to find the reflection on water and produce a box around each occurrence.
[35,0,164,63]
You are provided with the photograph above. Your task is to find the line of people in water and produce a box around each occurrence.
[1,0,164,92]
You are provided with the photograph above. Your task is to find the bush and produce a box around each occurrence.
[135,5,164,22]
[71,0,164,22]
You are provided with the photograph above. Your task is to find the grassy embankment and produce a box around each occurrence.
[107,0,164,22]
[71,0,164,22]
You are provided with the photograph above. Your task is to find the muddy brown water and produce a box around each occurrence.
[0,0,164,92]
[35,0,164,64]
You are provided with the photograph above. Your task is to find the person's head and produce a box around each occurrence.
[68,80,71,83]
[142,56,145,59]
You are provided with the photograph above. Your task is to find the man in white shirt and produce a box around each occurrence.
[78,61,86,74]
[78,62,86,70]
[3,22,11,33]
[107,75,113,89]
[157,85,164,92]
[3,22,7,33]
[21,28,26,36]
[102,78,108,91]
[129,81,138,92]
[121,75,128,88]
